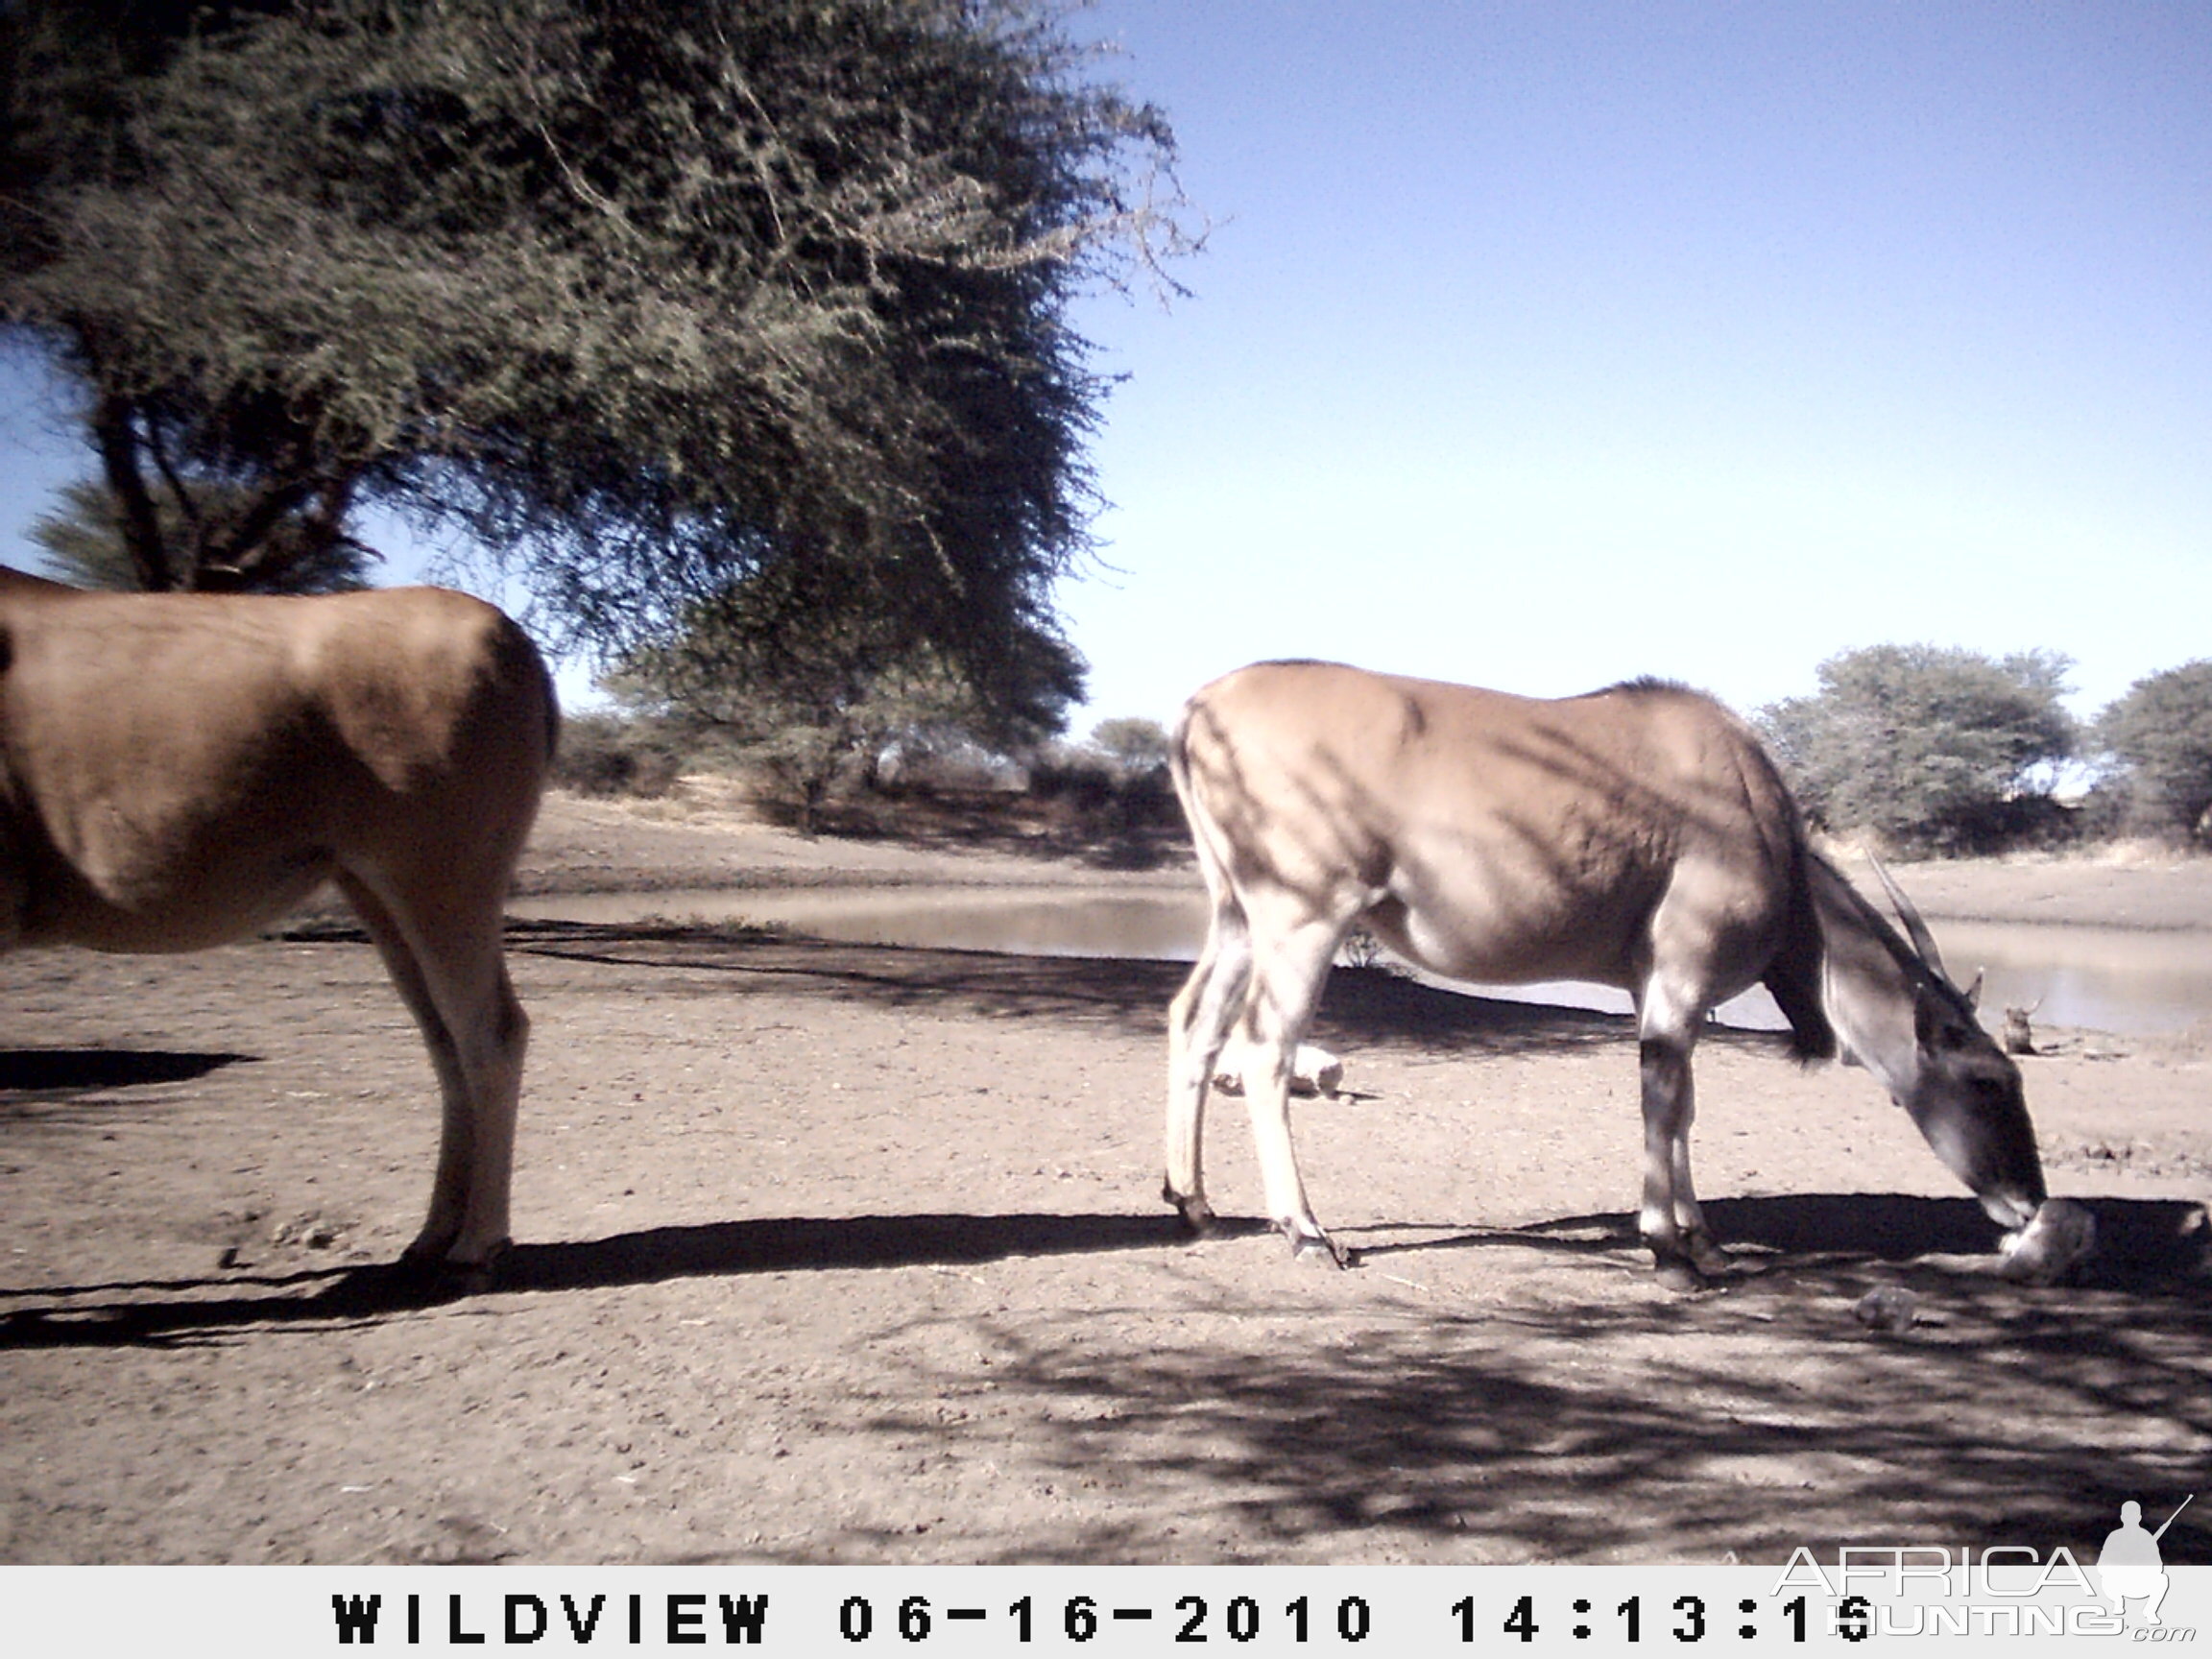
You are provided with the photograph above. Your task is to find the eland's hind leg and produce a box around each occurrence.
[339,871,527,1274]
[1238,914,1351,1262]
[1164,897,1252,1234]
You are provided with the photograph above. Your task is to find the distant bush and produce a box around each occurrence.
[2095,661,2212,847]
[1084,716,1172,775]
[1027,748,1118,810]
[551,713,685,799]
[1023,742,1181,860]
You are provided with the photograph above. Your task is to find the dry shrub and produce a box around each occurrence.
[552,713,684,799]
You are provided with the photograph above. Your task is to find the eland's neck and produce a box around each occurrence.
[1808,860,1926,1102]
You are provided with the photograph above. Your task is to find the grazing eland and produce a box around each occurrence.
[1,568,555,1276]
[1163,660,2056,1286]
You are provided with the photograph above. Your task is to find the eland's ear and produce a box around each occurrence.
[1913,981,1970,1051]
[1963,968,1984,1011]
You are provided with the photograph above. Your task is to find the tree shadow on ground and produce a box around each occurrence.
[861,1199,2211,1565]
[907,1268,2212,1565]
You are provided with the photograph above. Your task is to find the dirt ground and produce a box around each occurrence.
[3,790,2208,1565]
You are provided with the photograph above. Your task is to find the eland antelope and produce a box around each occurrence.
[1,568,555,1276]
[1163,660,2051,1286]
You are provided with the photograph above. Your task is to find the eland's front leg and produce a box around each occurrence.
[1637,1032,1711,1286]
[1633,956,1733,1285]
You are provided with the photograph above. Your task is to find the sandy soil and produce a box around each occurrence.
[3,790,2207,1565]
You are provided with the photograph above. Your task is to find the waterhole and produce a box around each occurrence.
[509,888,2211,1037]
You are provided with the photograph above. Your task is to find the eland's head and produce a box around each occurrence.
[1867,859,2046,1233]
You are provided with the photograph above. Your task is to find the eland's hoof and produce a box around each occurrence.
[397,1238,511,1296]
[1653,1256,1711,1293]
[1284,1221,1353,1269]
[1687,1238,1734,1278]
[1165,1186,1216,1238]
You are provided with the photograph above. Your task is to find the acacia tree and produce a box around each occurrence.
[2096,661,2212,845]
[0,0,1189,712]
[1757,644,2076,854]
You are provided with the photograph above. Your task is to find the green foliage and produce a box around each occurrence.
[2095,661,2212,845]
[0,0,1190,715]
[1757,644,2076,854]
[29,478,376,592]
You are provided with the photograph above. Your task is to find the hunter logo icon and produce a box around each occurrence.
[2099,1495,2193,1625]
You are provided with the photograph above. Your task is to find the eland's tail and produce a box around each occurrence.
[1763,834,1839,1064]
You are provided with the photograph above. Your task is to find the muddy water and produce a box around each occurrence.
[510,887,2212,1037]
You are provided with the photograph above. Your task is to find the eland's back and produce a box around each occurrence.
[1,570,552,953]
[1173,661,1824,1012]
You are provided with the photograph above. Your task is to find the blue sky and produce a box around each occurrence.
[4,2,2207,731]
[1056,0,2212,727]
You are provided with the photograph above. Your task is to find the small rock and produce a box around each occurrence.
[1854,1286,1918,1334]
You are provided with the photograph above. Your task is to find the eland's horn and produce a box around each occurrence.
[1866,854,1952,982]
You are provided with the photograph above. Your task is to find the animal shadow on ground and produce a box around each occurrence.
[0,1211,1262,1351]
[1706,1191,2212,1290]
[3,1192,2198,1355]
[0,1047,252,1094]
[1354,1192,2210,1291]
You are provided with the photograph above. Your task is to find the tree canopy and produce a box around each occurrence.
[1756,643,2076,854]
[0,0,1190,712]
[2095,661,2212,846]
